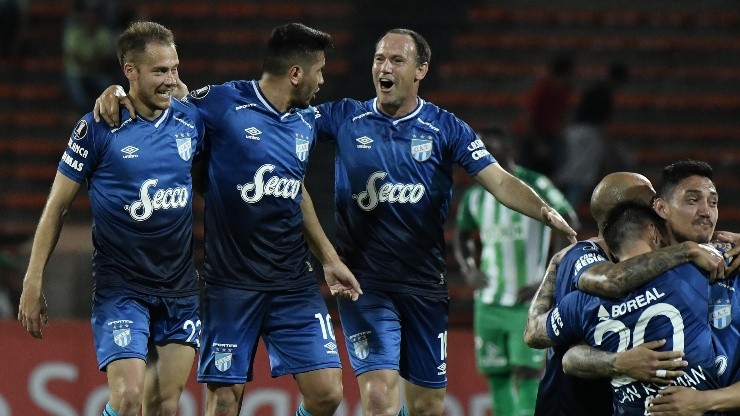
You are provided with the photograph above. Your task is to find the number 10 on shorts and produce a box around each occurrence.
[315,313,336,340]
[438,331,448,360]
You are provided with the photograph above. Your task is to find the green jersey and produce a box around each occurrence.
[456,166,573,306]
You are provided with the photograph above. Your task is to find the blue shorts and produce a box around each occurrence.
[197,282,341,384]
[91,286,200,370]
[337,290,449,388]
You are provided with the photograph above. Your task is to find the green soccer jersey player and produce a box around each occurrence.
[454,125,578,416]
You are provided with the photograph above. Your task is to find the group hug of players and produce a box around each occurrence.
[523,162,740,416]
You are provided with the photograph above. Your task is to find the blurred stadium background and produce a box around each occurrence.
[0,0,737,414]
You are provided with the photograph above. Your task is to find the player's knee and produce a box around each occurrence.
[110,384,144,414]
[143,382,186,416]
[406,392,444,416]
[304,381,343,415]
[152,397,180,416]
[208,386,241,416]
[364,385,396,415]
[407,400,444,416]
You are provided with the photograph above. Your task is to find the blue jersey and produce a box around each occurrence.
[548,263,721,415]
[710,275,740,386]
[535,240,613,416]
[554,240,610,304]
[58,100,204,295]
[184,81,316,290]
[315,97,494,297]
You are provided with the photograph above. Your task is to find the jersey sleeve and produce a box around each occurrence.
[455,186,479,232]
[553,243,610,301]
[563,243,610,291]
[184,84,230,133]
[314,100,344,144]
[447,115,496,176]
[547,291,587,345]
[57,114,102,183]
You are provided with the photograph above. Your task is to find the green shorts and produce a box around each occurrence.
[473,302,545,375]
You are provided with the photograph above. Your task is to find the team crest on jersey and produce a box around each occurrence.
[73,119,88,140]
[175,133,192,161]
[109,320,133,348]
[190,85,210,99]
[349,331,371,360]
[295,134,309,161]
[710,301,732,329]
[215,352,232,371]
[113,328,131,347]
[213,343,236,372]
[353,339,369,360]
[411,135,433,162]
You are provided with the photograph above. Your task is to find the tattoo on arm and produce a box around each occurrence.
[562,344,617,378]
[579,242,691,298]
[525,249,566,348]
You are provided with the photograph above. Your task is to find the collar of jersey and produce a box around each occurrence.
[372,97,425,125]
[251,80,291,118]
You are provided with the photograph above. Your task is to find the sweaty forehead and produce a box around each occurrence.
[674,175,717,197]
[376,34,416,56]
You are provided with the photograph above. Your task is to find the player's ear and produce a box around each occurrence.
[415,62,428,82]
[288,65,302,86]
[123,62,136,81]
[653,198,669,220]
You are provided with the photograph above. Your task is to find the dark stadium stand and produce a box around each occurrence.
[0,0,737,324]
[437,1,739,234]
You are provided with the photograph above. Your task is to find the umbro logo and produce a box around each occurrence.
[437,363,447,375]
[324,342,338,354]
[245,127,262,140]
[356,136,373,149]
[121,146,139,158]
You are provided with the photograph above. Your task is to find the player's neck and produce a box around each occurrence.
[258,76,291,113]
[666,228,680,246]
[128,93,163,121]
[618,240,653,261]
[377,94,419,119]
[593,237,614,261]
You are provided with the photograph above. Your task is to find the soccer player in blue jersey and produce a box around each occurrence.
[18,22,204,416]
[313,29,577,416]
[527,170,728,416]
[643,161,740,415]
[560,161,739,416]
[526,202,723,415]
[652,161,737,389]
[184,24,360,416]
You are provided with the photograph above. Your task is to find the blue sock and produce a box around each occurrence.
[296,403,314,416]
[102,403,123,416]
[398,404,409,416]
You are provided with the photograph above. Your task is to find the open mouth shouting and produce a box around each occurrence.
[378,78,395,92]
